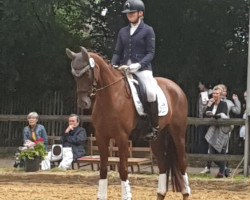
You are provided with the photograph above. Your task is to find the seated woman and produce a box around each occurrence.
[23,112,48,150]
[14,112,48,168]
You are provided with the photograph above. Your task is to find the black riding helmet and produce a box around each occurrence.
[121,0,145,14]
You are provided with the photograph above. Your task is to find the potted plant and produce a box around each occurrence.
[19,140,47,172]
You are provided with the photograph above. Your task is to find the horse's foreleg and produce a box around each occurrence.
[117,139,132,200]
[97,139,109,200]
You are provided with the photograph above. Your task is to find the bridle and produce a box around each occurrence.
[73,60,125,97]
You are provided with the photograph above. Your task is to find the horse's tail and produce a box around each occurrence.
[165,131,185,193]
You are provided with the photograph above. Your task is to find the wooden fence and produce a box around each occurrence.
[0,114,246,154]
[0,91,246,155]
[0,91,91,147]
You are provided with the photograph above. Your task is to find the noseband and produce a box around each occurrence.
[71,64,90,78]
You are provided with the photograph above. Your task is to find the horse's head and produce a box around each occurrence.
[66,47,94,109]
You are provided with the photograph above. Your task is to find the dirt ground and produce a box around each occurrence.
[0,168,249,200]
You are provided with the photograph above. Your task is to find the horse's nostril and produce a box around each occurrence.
[77,99,91,109]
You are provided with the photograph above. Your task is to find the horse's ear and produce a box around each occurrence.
[80,46,90,62]
[66,48,76,60]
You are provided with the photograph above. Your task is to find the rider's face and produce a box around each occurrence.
[126,11,143,24]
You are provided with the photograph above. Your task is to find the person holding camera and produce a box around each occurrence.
[201,85,231,178]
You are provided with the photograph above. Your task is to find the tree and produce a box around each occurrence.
[0,0,248,116]
[0,0,77,98]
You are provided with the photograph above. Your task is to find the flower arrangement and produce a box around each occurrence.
[18,139,47,161]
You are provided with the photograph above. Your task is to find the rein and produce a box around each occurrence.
[90,76,125,96]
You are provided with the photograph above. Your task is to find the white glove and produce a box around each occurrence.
[129,63,141,73]
[112,65,119,68]
[118,65,129,71]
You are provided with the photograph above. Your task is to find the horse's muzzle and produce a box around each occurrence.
[77,97,91,109]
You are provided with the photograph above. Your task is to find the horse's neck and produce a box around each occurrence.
[92,55,122,88]
[97,67,117,86]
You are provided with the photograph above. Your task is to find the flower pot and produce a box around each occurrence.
[25,156,41,172]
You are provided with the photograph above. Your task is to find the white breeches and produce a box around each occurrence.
[58,147,73,170]
[134,70,158,102]
[41,147,73,170]
[41,151,51,170]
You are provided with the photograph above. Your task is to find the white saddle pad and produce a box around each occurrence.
[127,76,168,117]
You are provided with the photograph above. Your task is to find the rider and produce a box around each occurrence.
[111,0,158,140]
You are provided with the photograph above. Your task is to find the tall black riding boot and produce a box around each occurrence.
[144,100,159,141]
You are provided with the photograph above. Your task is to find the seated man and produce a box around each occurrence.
[58,114,87,169]
[41,114,87,170]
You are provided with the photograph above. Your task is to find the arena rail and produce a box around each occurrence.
[0,115,245,125]
[0,115,247,164]
[0,114,92,122]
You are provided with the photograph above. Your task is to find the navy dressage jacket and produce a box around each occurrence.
[111,21,155,71]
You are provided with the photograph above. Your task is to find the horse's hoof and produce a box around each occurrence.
[183,194,189,200]
[157,193,165,200]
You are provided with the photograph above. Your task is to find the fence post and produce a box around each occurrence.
[7,95,13,146]
[243,116,249,177]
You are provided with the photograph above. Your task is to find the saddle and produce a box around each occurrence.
[126,74,168,117]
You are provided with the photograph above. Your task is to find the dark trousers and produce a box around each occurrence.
[197,125,209,154]
[208,145,226,174]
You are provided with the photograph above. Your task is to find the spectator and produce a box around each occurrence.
[23,112,48,150]
[14,112,48,168]
[197,81,212,153]
[41,114,87,170]
[218,84,241,117]
[219,84,241,175]
[200,84,241,175]
[201,85,232,178]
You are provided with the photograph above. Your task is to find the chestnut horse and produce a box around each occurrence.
[66,47,190,200]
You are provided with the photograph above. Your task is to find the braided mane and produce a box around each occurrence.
[88,49,111,67]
